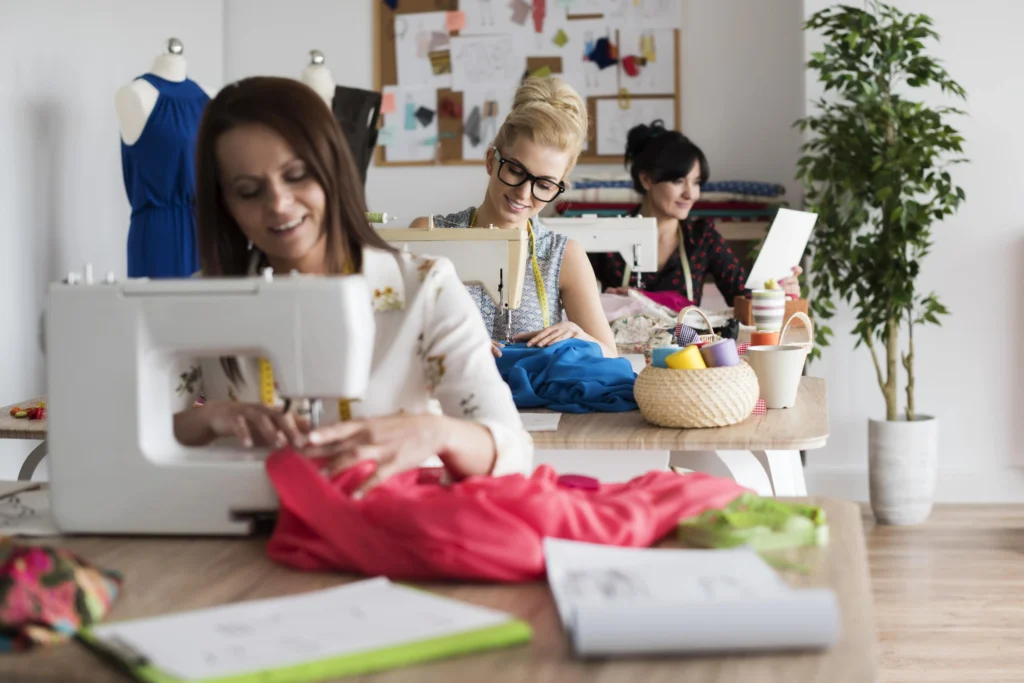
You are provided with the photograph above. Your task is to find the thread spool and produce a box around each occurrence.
[366,212,393,224]
[651,345,682,368]
[752,289,786,332]
[700,338,740,368]
[750,330,780,346]
[665,345,706,370]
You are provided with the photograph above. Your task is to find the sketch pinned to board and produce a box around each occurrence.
[395,12,453,90]
[381,86,440,163]
[602,0,679,28]
[449,36,527,92]
[461,86,517,160]
[595,97,674,156]
[617,28,674,94]
[460,0,528,35]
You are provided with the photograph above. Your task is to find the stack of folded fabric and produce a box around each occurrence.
[555,176,788,223]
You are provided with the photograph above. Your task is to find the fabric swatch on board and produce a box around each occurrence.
[464,105,482,146]
[415,106,435,127]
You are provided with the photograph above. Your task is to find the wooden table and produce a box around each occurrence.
[1,379,828,495]
[0,397,47,481]
[0,497,878,683]
[529,377,827,497]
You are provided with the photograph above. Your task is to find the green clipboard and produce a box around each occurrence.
[75,580,532,683]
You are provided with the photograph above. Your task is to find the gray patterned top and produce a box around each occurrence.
[432,206,568,342]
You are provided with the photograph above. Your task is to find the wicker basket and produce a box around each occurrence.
[634,308,759,428]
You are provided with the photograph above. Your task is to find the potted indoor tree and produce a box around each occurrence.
[795,2,967,524]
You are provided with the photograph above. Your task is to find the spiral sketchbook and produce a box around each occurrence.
[78,577,531,682]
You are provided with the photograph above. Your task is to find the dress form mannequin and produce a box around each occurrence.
[300,49,336,108]
[115,38,191,145]
[301,50,382,187]
[117,38,210,278]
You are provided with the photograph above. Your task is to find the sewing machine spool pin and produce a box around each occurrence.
[632,244,644,290]
[499,268,514,344]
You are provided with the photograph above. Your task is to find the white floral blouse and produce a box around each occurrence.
[175,246,534,477]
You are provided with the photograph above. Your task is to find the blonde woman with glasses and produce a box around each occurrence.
[411,77,616,359]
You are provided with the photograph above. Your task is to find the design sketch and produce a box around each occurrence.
[560,568,651,600]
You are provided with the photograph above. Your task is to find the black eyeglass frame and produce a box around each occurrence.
[492,148,567,203]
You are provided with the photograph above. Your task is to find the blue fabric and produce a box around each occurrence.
[121,74,209,278]
[495,339,637,413]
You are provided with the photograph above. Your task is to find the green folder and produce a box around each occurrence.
[76,578,532,683]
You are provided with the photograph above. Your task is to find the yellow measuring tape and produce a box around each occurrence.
[470,210,549,329]
[257,261,354,422]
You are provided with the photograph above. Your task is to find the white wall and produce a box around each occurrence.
[0,0,224,478]
[801,0,1024,501]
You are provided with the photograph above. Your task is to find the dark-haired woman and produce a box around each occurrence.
[171,76,533,490]
[587,120,800,307]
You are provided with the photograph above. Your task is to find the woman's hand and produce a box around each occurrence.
[302,414,451,491]
[302,414,499,493]
[604,286,631,296]
[514,321,587,348]
[491,340,504,358]
[779,265,803,298]
[174,401,307,449]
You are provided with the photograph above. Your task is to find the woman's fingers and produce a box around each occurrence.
[274,411,306,447]
[253,412,283,447]
[351,448,400,496]
[232,414,254,448]
[307,419,366,446]
[526,328,558,347]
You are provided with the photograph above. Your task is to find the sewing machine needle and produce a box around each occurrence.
[309,399,323,429]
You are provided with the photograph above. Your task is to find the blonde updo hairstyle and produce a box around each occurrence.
[491,77,589,181]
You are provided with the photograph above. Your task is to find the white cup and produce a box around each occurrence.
[744,344,808,409]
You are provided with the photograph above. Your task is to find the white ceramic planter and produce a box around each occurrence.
[868,415,938,525]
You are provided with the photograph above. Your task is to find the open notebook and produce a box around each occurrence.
[544,538,840,658]
[79,577,530,682]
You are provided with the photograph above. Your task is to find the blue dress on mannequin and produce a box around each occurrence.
[121,73,209,278]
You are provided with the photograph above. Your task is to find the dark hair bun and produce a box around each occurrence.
[625,119,668,164]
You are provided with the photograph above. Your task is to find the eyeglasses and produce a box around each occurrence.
[493,149,566,203]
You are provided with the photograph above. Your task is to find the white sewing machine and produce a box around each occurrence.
[376,217,529,339]
[543,216,658,287]
[44,267,375,536]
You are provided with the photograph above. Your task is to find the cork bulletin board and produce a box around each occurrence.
[373,0,681,167]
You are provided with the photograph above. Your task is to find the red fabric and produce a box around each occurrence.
[265,452,748,583]
[638,289,693,312]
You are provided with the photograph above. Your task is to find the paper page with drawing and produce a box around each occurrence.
[595,98,675,156]
[0,483,60,536]
[543,538,841,657]
[519,412,562,432]
[86,577,528,681]
[450,36,526,92]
